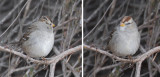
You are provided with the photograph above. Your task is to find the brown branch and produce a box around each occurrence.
[0,45,82,64]
[47,45,82,64]
[84,44,134,62]
[84,44,160,62]
[84,44,160,77]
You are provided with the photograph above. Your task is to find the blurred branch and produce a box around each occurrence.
[0,0,24,25]
[138,15,160,30]
[54,17,78,31]
[85,0,109,22]
[0,0,31,38]
[83,0,113,40]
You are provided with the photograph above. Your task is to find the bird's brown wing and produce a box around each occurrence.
[106,28,116,50]
[19,25,37,45]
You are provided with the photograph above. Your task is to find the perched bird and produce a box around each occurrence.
[109,16,140,57]
[21,16,55,58]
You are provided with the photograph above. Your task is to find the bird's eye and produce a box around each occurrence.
[125,22,131,25]
[43,17,48,20]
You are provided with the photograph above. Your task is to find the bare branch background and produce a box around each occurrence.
[84,0,160,77]
[0,0,82,77]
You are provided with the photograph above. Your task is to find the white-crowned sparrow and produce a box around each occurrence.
[21,16,55,58]
[109,16,140,57]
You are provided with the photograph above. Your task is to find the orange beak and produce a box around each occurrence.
[120,23,125,27]
[52,24,55,27]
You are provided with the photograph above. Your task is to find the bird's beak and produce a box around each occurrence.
[52,24,56,27]
[120,23,125,27]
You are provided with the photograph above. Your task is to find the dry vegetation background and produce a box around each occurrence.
[84,0,160,77]
[0,0,81,77]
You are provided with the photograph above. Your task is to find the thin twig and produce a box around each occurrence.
[0,0,30,38]
[0,0,24,25]
[83,0,113,40]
